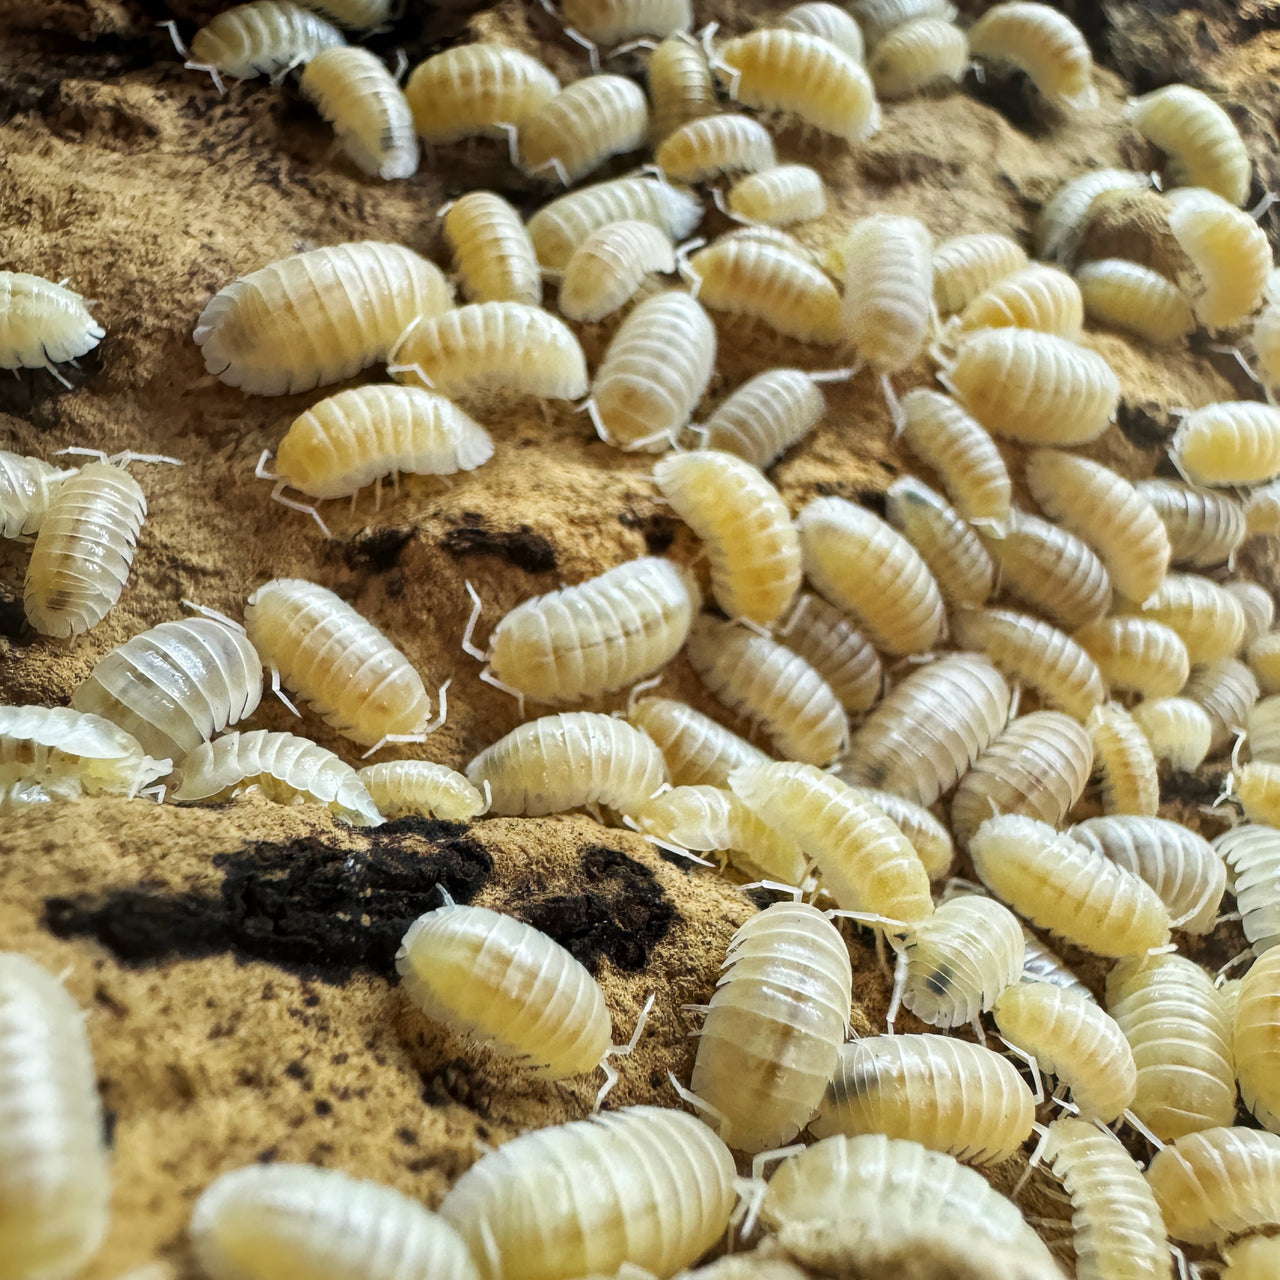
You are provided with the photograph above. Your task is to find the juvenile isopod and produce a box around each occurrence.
[70,617,262,763]
[952,263,1084,341]
[194,241,452,395]
[171,729,384,826]
[1234,946,1280,1134]
[884,476,994,608]
[465,711,667,816]
[444,192,542,306]
[1227,581,1274,646]
[1167,187,1271,331]
[587,290,715,450]
[726,164,828,227]
[1134,479,1246,569]
[687,901,852,1152]
[951,606,1107,721]
[1127,84,1251,206]
[1034,167,1149,267]
[561,0,692,45]
[1121,572,1246,663]
[1075,258,1196,345]
[1171,401,1280,488]
[244,578,437,751]
[941,328,1120,446]
[1131,696,1213,771]
[1184,656,1259,754]
[390,302,588,402]
[0,953,111,1280]
[647,34,716,142]
[1087,703,1160,816]
[839,653,1011,806]
[0,272,104,385]
[438,1106,736,1280]
[970,813,1171,958]
[517,74,649,184]
[628,695,771,786]
[558,220,675,322]
[811,1034,1035,1164]
[1251,630,1280,694]
[303,0,391,29]
[687,616,848,765]
[404,43,560,146]
[654,113,777,182]
[775,2,865,61]
[357,760,487,821]
[796,496,946,656]
[464,557,698,704]
[299,46,417,179]
[1213,823,1280,956]
[776,592,883,715]
[712,29,880,141]
[1105,952,1237,1139]
[191,1163,479,1280]
[655,452,801,625]
[949,710,1092,849]
[869,18,968,99]
[967,1,1097,110]
[24,459,148,638]
[1073,616,1190,699]
[931,232,1028,317]
[0,450,74,538]
[696,368,824,469]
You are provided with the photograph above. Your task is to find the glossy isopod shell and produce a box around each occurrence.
[358,760,486,821]
[1172,401,1280,488]
[1136,479,1246,570]
[885,476,994,608]
[775,3,865,61]
[1250,630,1280,693]
[1087,703,1160,816]
[1214,823,1280,957]
[654,113,777,182]
[561,0,692,44]
[626,695,771,787]
[1074,615,1190,699]
[727,165,828,227]
[558,220,674,322]
[646,34,716,142]
[0,451,73,539]
[186,1,344,82]
[517,75,649,183]
[1234,946,1280,1135]
[0,272,104,379]
[932,233,1028,317]
[776,592,883,715]
[1034,167,1149,267]
[1075,258,1195,345]
[1168,187,1271,331]
[1185,655,1259,754]
[698,368,824,469]
[953,262,1084,340]
[444,192,542,306]
[967,0,1097,109]
[1122,571,1246,664]
[869,18,968,100]
[846,786,953,879]
[1130,696,1213,772]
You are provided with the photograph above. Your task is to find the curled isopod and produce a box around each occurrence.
[1071,815,1225,934]
[1131,696,1213,771]
[1136,479,1246,569]
[797,496,946,656]
[0,450,74,539]
[869,18,968,99]
[726,165,828,227]
[932,233,1028,317]
[191,1163,479,1280]
[1128,84,1251,207]
[952,263,1084,341]
[588,290,715,450]
[468,557,698,703]
[775,2,865,61]
[558,220,675,322]
[405,43,560,145]
[776,592,883,716]
[811,1034,1035,1164]
[942,328,1120,446]
[885,476,994,608]
[1123,571,1246,663]
[1034,167,1149,267]
[444,192,542,306]
[517,75,649,184]
[655,113,777,181]
[689,901,852,1151]
[0,272,104,385]
[697,368,824,469]
[647,34,716,142]
[967,1,1097,110]
[949,710,1092,849]
[628,696,771,786]
[299,46,417,179]
[194,241,452,395]
[358,760,486,821]
[1172,401,1280,488]
[24,459,148,638]
[898,388,1011,525]
[70,617,262,763]
[1235,946,1280,1135]
[0,953,111,1280]
[390,302,588,403]
[1105,952,1237,1139]
[1168,187,1271,331]
[466,711,667,817]
[713,29,879,141]
[1185,656,1259,754]
[171,729,383,826]
[687,616,848,765]
[1228,581,1274,645]
[561,0,692,44]
[1213,823,1280,957]
[1074,616,1190,699]
[439,1106,736,1280]
[1087,703,1159,816]
[1075,258,1196,345]
[839,653,1011,806]
[178,1,344,89]
[972,814,1171,958]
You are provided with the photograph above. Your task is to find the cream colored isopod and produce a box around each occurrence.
[932,232,1028,317]
[357,761,487,821]
[1075,258,1196,346]
[1167,186,1271,331]
[1136,479,1246,569]
[646,33,716,142]
[885,476,994,608]
[697,368,825,469]
[0,272,104,385]
[516,75,649,184]
[444,192,542,306]
[558,220,675,322]
[1171,401,1280,488]
[0,451,73,539]
[967,0,1097,110]
[1087,703,1160,817]
[654,113,777,182]
[869,17,968,99]
[726,165,827,227]
[627,695,770,787]
[952,263,1083,340]
[1234,946,1280,1135]
[776,592,883,715]
[1073,616,1190,699]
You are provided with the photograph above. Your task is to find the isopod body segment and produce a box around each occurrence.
[561,0,692,44]
[626,695,770,787]
[1171,401,1280,488]
[558,220,675,322]
[517,75,649,183]
[444,192,542,306]
[697,368,824,469]
[726,165,828,227]
[183,1,344,85]
[0,451,74,540]
[869,18,969,99]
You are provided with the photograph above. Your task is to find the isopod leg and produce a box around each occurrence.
[1119,1108,1165,1150]
[268,665,301,718]
[563,27,601,74]
[270,481,332,539]
[885,946,908,1033]
[595,991,657,1110]
[625,673,663,713]
[183,60,226,95]
[180,598,247,633]
[461,579,488,662]
[479,668,526,719]
[1012,1121,1050,1199]
[158,18,188,58]
[1000,1034,1046,1105]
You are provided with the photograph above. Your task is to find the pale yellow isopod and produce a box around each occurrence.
[1074,616,1190,700]
[850,0,957,47]
[655,452,800,626]
[884,476,994,608]
[1228,581,1275,646]
[1075,258,1196,345]
[1247,479,1280,537]
[970,813,1171,958]
[1127,83,1251,206]
[932,232,1028,317]
[897,387,1012,525]
[775,2,865,61]
[647,34,716,142]
[1234,945,1280,1134]
[561,0,692,44]
[839,653,1011,806]
[713,29,880,141]
[726,164,827,227]
[1120,571,1246,663]
[466,711,667,817]
[444,192,542,306]
[1223,1235,1280,1280]
[869,17,968,99]
[628,695,772,787]
[1034,167,1149,267]
[685,236,842,344]
[558,220,675,322]
[949,709,1092,849]
[776,591,883,715]
[466,556,698,704]
[951,606,1107,720]
[194,241,452,395]
[1167,186,1271,331]
[1087,703,1160,817]
[390,302,588,403]
[942,328,1120,446]
[697,368,824,469]
[357,760,487,821]
[299,46,417,179]
[0,953,111,1280]
[992,981,1136,1122]
[1131,696,1213,771]
[687,615,848,765]
[1250,694,1280,764]
[967,0,1096,110]
[796,496,946,656]
[953,263,1084,341]
[654,113,777,182]
[845,785,953,879]
[1185,656,1260,754]
[1252,270,1280,389]
[1215,823,1280,956]
[588,290,716,450]
[0,450,74,539]
[1135,478,1246,569]
[1106,952,1237,1140]
[0,272,104,385]
[811,1034,1035,1164]
[1251,630,1280,694]
[1172,401,1280,488]
[439,1106,736,1280]
[405,43,560,145]
[688,900,852,1152]
[517,74,649,184]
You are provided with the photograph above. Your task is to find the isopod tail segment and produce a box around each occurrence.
[461,580,528,718]
[594,991,657,1110]
[360,678,452,759]
[255,450,334,539]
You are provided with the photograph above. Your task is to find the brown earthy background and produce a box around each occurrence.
[2,1,1279,1274]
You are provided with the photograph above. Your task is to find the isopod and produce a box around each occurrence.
[558,220,675,322]
[1075,258,1196,345]
[952,262,1084,341]
[1122,571,1246,663]
[1251,630,1280,693]
[1087,703,1160,816]
[967,0,1097,110]
[776,592,883,715]
[1134,478,1246,569]
[1074,616,1190,699]
[1034,167,1149,267]
[1171,401,1280,488]
[726,164,828,227]
[0,450,74,538]
[697,368,824,469]
[517,74,649,184]
[444,192,542,306]
[1228,580,1275,645]
[357,760,487,821]
[0,272,104,385]
[1131,696,1213,771]
[775,3,865,61]
[1250,694,1280,763]
[1184,655,1259,754]
[868,17,968,100]
[1223,1235,1280,1280]
[561,0,692,45]
[884,476,994,608]
[849,0,957,48]
[1234,946,1280,1134]
[194,241,452,395]
[654,113,777,182]
[647,34,716,142]
[1213,823,1280,957]
[1167,186,1271,331]
[1021,926,1096,1002]
[932,232,1028,317]
[303,0,391,29]
[627,695,771,786]
[1234,760,1280,827]
[1247,480,1280,537]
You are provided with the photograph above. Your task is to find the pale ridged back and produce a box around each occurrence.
[870,17,968,99]
[1250,630,1280,693]
[561,0,692,46]
[655,113,776,181]
[932,233,1027,316]
[1123,572,1245,662]
[1173,401,1280,487]
[1020,926,1095,1001]
[777,592,883,714]
[1128,84,1251,206]
[1137,479,1246,568]
[1185,655,1259,752]
[0,451,72,538]
[1223,1234,1280,1280]
[886,476,993,607]
[1035,168,1148,266]
[70,618,262,762]
[848,786,953,878]
[968,1,1095,107]
[518,76,649,182]
[1088,703,1160,816]
[627,696,771,786]
[955,263,1082,339]
[1229,581,1274,645]
[777,3,864,60]
[0,272,104,368]
[837,214,933,371]
[852,0,957,47]
[1169,192,1271,331]
[0,704,161,797]
[357,760,486,821]
[559,219,674,322]
[1234,947,1280,1133]
[1214,824,1280,955]
[189,0,344,78]
[307,0,391,28]
[24,461,146,638]
[700,368,824,469]
[1077,258,1195,344]
[727,164,827,226]
[445,193,541,306]
[1074,615,1190,698]
[647,35,716,143]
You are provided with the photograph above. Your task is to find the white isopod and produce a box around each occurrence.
[1186,656,1260,755]
[1167,186,1271,331]
[1131,695,1214,772]
[967,0,1097,110]
[1034,167,1149,267]
[443,191,542,306]
[726,165,828,227]
[517,74,650,184]
[1171,401,1280,488]
[1073,615,1190,699]
[776,592,884,716]
[1075,258,1196,345]
[1214,823,1280,957]
[627,695,771,787]
[654,113,777,182]
[1135,479,1246,570]
[869,17,968,99]
[558,220,675,322]
[696,368,824,468]
[358,760,487,821]
[932,232,1028,316]
[0,272,104,385]
[0,450,74,539]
